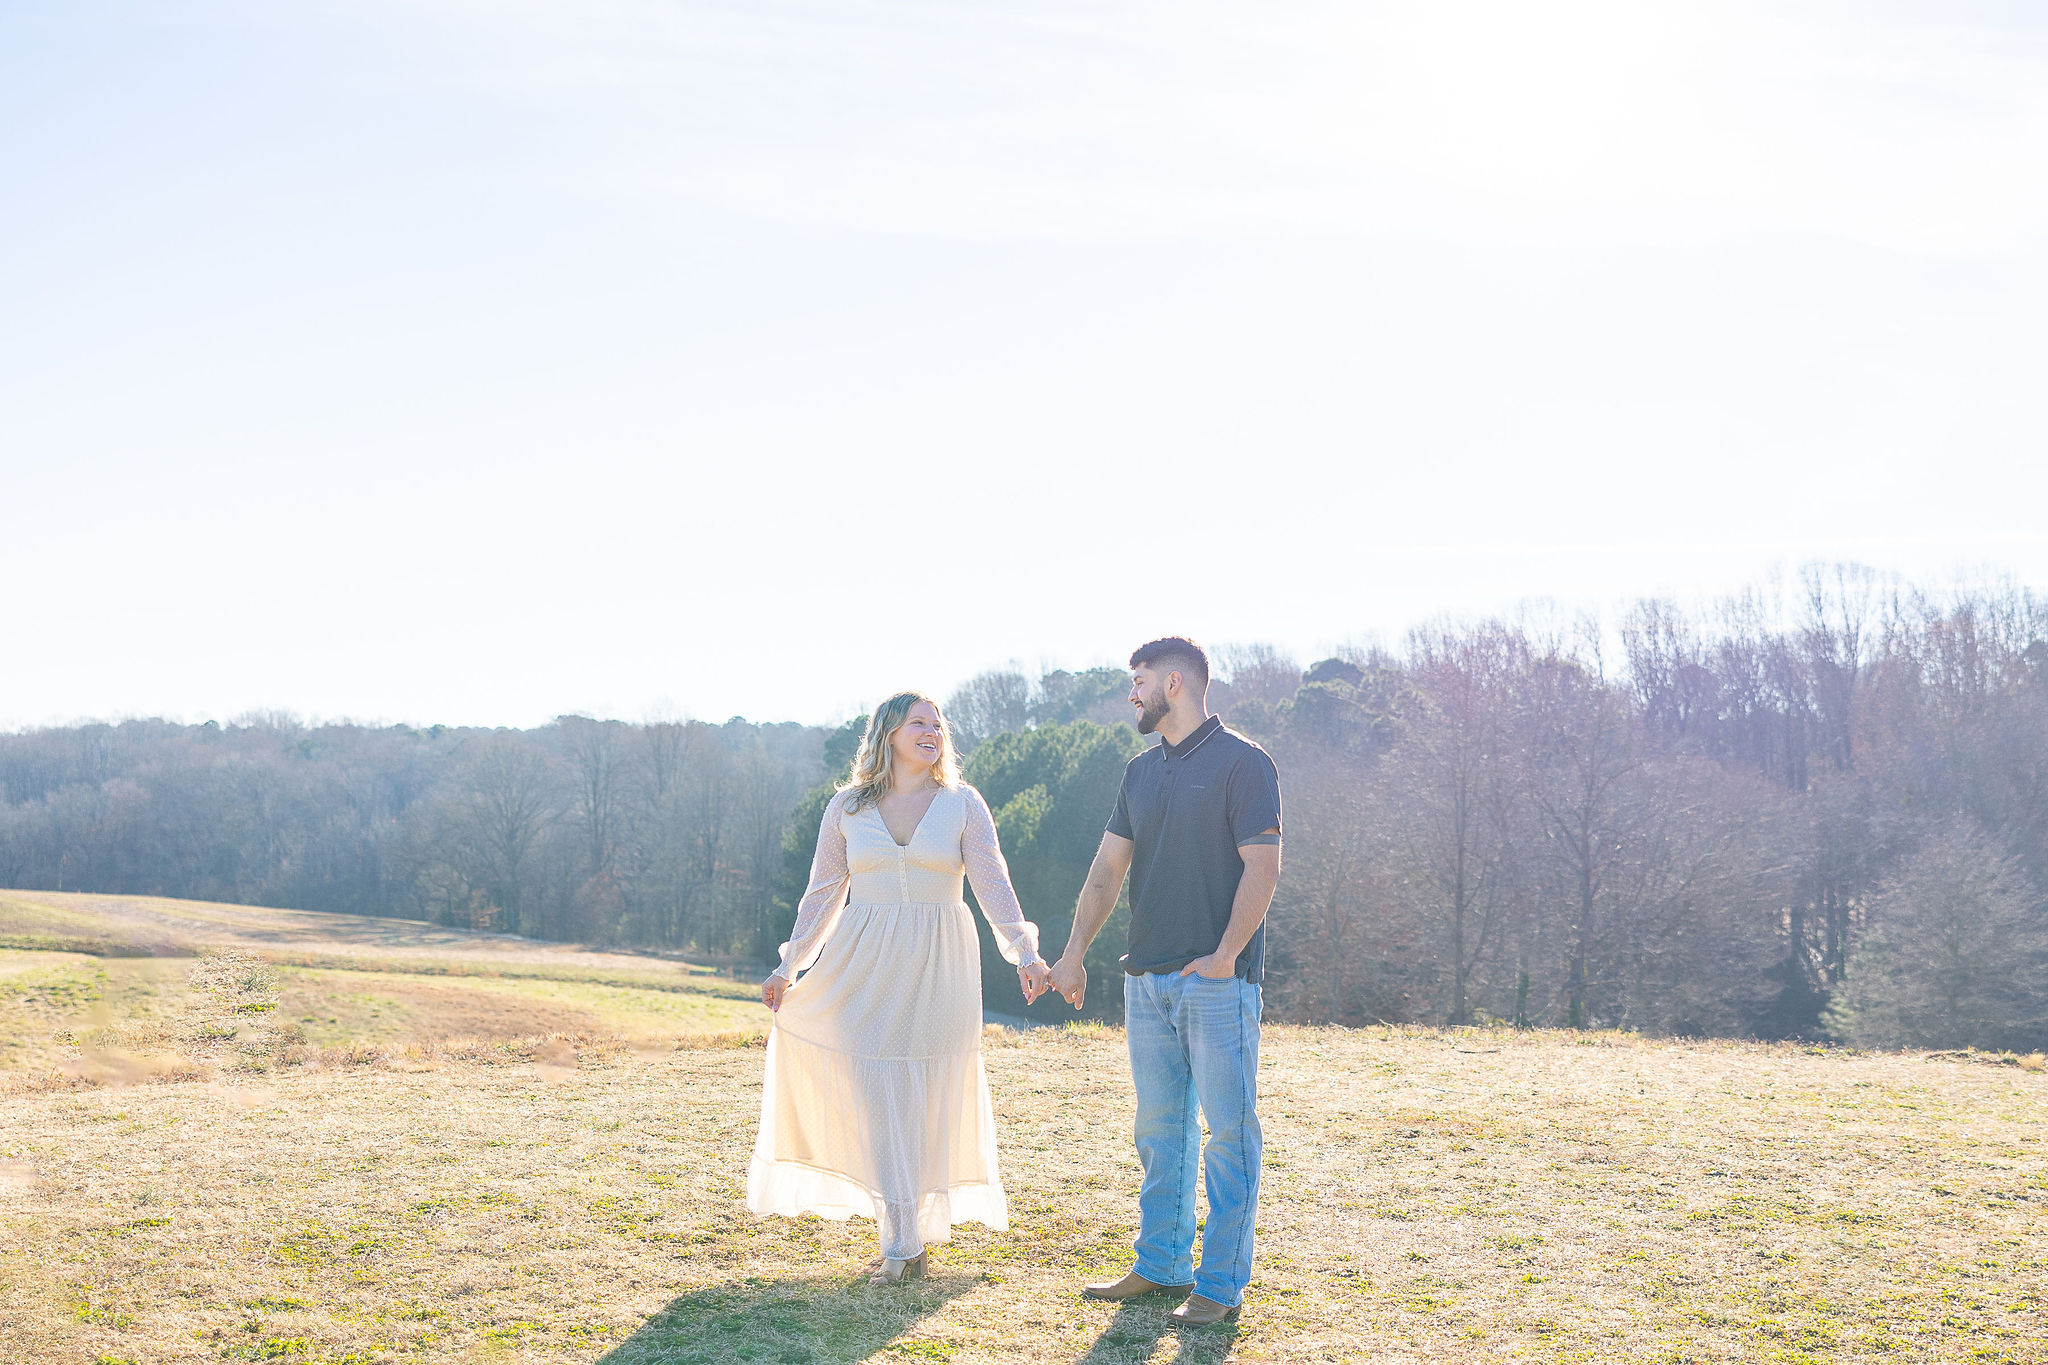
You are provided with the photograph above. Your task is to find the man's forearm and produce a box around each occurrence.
[1214,859,1280,964]
[1061,877,1119,960]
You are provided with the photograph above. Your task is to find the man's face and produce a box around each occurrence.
[1129,666,1172,735]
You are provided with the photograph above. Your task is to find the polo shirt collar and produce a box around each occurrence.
[1160,714,1222,761]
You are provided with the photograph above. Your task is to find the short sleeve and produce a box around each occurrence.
[1106,769,1134,840]
[1227,749,1282,847]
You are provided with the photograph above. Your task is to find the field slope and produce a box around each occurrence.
[1,894,2044,1363]
[0,890,768,1072]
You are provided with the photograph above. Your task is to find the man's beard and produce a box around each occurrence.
[1135,692,1170,735]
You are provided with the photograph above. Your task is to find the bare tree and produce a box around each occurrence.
[731,747,795,960]
[1600,760,1790,1035]
[946,669,1033,751]
[670,728,732,945]
[1214,643,1302,707]
[641,717,688,805]
[1519,648,1639,1029]
[452,736,558,935]
[1624,599,1720,754]
[555,715,625,880]
[1400,623,1522,1024]
[1273,741,1382,1023]
[1801,562,1878,774]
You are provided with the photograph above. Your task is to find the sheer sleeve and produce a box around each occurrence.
[961,784,1042,967]
[773,791,852,981]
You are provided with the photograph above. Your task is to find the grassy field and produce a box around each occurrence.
[3,893,2046,1364]
[0,891,768,1073]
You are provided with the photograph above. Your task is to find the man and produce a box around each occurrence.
[1048,636,1283,1327]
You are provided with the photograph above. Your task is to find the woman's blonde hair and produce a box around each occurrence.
[840,691,959,812]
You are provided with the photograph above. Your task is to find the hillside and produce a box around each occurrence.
[1,895,2045,1363]
[0,890,769,1074]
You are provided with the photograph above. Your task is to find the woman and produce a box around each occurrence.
[747,691,1053,1284]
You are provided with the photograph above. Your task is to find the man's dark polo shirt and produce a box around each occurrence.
[1106,714,1283,983]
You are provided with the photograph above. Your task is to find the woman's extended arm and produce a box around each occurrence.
[771,791,853,983]
[961,785,1043,968]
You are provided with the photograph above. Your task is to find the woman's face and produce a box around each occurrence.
[889,701,944,776]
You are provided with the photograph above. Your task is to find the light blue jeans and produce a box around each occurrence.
[1124,969,1263,1306]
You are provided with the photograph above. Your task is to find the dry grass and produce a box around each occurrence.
[0,891,771,1077]
[3,1020,2043,1365]
[5,893,2043,1362]
[0,889,747,976]
[0,946,765,1093]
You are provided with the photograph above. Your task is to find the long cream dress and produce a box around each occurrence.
[746,782,1040,1258]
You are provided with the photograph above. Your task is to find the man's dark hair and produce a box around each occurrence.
[1130,636,1210,694]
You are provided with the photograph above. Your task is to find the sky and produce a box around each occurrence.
[3,0,2044,731]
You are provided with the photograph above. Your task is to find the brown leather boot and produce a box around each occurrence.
[1081,1270,1195,1301]
[1168,1294,1241,1326]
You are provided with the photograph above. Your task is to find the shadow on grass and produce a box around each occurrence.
[595,1271,978,1365]
[1075,1299,1241,1365]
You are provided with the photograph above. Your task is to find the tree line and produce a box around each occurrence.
[930,567,2048,1049]
[3,565,2045,1050]
[0,713,820,963]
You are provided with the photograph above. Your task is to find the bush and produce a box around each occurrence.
[1825,821,2048,1051]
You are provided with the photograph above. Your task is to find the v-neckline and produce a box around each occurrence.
[876,786,943,848]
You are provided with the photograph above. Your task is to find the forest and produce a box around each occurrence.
[3,565,2044,1050]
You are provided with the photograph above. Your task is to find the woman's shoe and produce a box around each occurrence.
[867,1250,927,1284]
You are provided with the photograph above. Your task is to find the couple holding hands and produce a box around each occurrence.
[748,637,1283,1327]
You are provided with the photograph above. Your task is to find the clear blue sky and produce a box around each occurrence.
[4,1,2044,729]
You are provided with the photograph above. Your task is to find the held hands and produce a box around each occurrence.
[761,973,790,1012]
[1049,955,1087,1010]
[1179,952,1237,980]
[1017,959,1054,1005]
